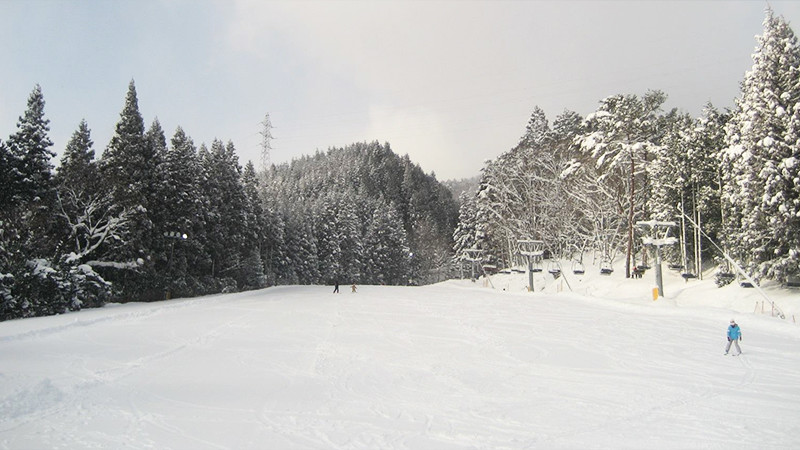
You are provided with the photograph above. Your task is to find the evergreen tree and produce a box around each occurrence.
[152,127,207,296]
[452,192,479,269]
[100,80,150,212]
[0,85,72,319]
[5,84,55,207]
[0,139,16,211]
[240,161,267,289]
[98,81,161,299]
[99,81,154,261]
[365,202,410,285]
[517,106,550,151]
[722,9,800,282]
[56,119,96,197]
[199,140,248,290]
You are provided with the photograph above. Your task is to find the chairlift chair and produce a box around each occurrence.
[547,261,561,278]
[668,263,683,271]
[572,261,585,275]
[681,272,697,280]
[531,258,543,273]
[787,275,800,288]
[738,273,755,288]
[715,271,736,287]
[600,261,614,275]
[717,272,735,281]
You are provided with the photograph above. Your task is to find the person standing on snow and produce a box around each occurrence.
[725,319,742,355]
[333,281,340,294]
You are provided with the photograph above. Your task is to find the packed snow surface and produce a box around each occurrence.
[1,268,799,449]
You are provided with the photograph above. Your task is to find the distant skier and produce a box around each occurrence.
[725,319,742,355]
[351,283,357,293]
[333,281,339,294]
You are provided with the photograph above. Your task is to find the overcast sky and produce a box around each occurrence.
[2,0,799,180]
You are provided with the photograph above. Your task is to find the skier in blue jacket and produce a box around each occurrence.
[725,319,742,355]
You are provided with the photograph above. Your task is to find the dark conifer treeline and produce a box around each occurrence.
[0,82,459,321]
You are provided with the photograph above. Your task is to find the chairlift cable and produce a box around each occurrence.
[682,213,785,320]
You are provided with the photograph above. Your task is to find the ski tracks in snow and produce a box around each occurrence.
[0,297,256,449]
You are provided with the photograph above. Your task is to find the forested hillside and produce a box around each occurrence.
[260,142,459,287]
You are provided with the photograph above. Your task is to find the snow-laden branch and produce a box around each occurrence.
[56,189,132,265]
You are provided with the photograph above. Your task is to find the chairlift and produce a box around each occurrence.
[547,261,561,278]
[667,263,683,271]
[717,272,735,281]
[715,271,735,287]
[531,258,543,273]
[572,261,585,275]
[738,273,755,288]
[787,275,800,288]
[600,261,614,276]
[681,272,697,280]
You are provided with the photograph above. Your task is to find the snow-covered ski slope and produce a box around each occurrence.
[1,268,799,449]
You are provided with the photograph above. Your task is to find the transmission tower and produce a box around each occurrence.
[259,113,274,170]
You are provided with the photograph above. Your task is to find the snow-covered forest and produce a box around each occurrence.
[0,78,459,320]
[455,10,800,288]
[2,9,799,321]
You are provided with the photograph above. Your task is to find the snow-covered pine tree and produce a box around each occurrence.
[150,127,205,296]
[5,84,55,208]
[140,119,171,294]
[452,192,479,271]
[364,201,411,285]
[1,86,58,319]
[314,193,344,283]
[277,208,318,285]
[4,85,58,258]
[0,138,16,211]
[518,106,550,151]
[239,161,267,290]
[98,81,156,286]
[722,9,800,282]
[198,140,249,291]
[56,119,96,198]
[101,81,151,212]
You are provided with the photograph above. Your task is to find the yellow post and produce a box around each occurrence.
[652,287,659,301]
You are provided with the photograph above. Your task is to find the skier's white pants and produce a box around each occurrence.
[725,339,742,355]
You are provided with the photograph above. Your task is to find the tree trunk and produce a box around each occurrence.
[626,148,635,278]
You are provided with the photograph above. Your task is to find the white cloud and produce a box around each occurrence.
[221,0,800,179]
